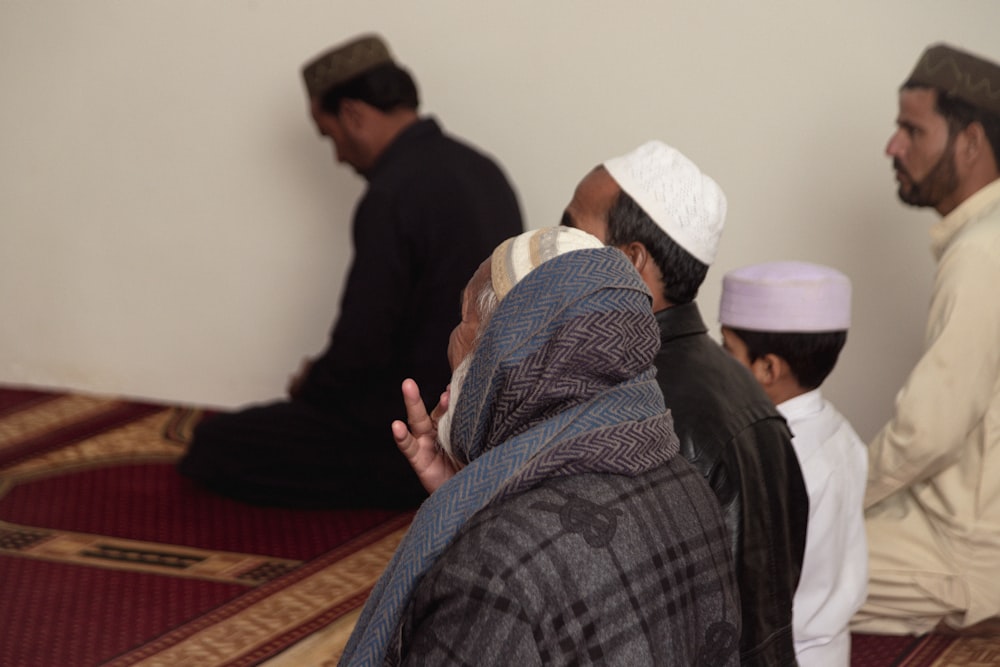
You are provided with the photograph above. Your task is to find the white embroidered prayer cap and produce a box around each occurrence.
[719,261,852,332]
[603,141,727,265]
[491,226,604,301]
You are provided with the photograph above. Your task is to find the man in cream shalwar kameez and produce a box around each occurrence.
[851,43,1000,635]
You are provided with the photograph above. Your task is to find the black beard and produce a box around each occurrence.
[895,137,959,208]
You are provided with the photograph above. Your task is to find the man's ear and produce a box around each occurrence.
[960,122,980,160]
[961,121,998,167]
[619,240,672,311]
[338,99,366,131]
[619,241,650,272]
[751,353,787,386]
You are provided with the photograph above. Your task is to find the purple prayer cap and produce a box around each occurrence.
[719,261,851,332]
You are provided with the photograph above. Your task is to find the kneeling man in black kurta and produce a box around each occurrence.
[178,34,523,508]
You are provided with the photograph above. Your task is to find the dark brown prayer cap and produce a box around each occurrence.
[302,34,394,99]
[905,43,1000,116]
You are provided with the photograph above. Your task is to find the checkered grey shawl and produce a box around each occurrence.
[341,248,724,666]
[397,461,741,665]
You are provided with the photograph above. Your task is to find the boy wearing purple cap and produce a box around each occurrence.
[719,260,868,667]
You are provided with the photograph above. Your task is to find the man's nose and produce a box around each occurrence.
[885,129,905,159]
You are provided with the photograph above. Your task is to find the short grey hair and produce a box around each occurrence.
[474,278,499,344]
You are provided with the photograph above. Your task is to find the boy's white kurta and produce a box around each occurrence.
[778,390,868,666]
[856,179,1000,635]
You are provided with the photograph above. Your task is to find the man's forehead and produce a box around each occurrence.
[575,165,618,196]
[464,258,491,297]
[898,87,940,118]
[575,164,603,187]
[309,97,327,120]
[894,90,949,135]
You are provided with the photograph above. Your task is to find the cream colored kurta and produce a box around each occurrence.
[779,390,868,666]
[860,178,1000,634]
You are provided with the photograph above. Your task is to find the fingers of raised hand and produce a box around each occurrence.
[429,387,450,423]
[400,379,435,437]
[391,420,418,456]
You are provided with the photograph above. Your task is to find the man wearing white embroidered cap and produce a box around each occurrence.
[562,141,808,667]
[720,261,868,667]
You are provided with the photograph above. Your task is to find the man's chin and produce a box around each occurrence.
[897,185,927,208]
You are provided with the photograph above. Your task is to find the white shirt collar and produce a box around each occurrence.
[776,388,824,423]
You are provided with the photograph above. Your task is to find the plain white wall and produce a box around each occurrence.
[1,1,997,441]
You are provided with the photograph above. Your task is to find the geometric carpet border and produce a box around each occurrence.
[99,511,414,667]
[0,518,302,586]
[0,396,164,469]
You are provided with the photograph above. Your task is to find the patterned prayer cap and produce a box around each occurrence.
[301,34,394,99]
[603,141,727,265]
[490,226,605,301]
[905,43,1000,116]
[719,260,852,333]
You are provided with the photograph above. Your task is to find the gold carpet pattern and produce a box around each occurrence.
[0,388,410,666]
[3,387,997,666]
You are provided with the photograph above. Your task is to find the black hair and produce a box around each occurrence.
[728,327,847,390]
[903,82,1000,164]
[318,62,419,115]
[605,190,708,305]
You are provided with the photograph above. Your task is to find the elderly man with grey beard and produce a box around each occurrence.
[338,226,741,666]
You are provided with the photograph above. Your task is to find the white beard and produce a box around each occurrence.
[436,354,472,465]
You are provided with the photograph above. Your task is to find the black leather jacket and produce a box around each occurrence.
[654,304,809,667]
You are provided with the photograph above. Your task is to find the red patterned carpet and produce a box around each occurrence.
[0,386,410,666]
[1,385,996,666]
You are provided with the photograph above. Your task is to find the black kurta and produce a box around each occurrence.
[178,118,523,508]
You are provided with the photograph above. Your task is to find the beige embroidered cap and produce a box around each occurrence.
[302,34,394,99]
[905,43,1000,116]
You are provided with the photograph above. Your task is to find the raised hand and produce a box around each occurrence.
[391,378,458,494]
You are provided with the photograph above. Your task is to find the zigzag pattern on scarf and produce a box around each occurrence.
[495,407,680,504]
[456,252,658,463]
[340,248,668,667]
[482,311,661,455]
